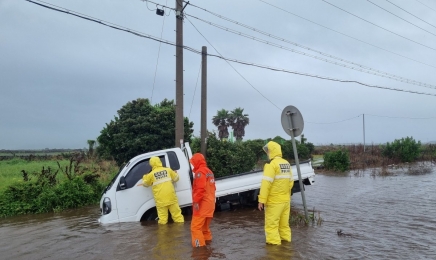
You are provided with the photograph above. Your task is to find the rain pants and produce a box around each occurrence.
[258,141,294,245]
[143,156,184,224]
[190,153,216,247]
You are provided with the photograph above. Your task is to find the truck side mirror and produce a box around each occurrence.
[119,176,127,190]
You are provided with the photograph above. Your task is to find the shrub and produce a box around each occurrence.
[324,150,350,172]
[205,133,256,178]
[381,136,421,163]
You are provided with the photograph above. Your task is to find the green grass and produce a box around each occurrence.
[0,158,118,193]
[0,159,66,192]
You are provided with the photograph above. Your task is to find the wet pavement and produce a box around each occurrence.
[1,165,435,259]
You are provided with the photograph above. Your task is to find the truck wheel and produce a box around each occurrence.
[141,207,158,221]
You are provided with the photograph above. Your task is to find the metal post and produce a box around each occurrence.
[286,112,309,221]
[175,0,184,147]
[200,46,207,157]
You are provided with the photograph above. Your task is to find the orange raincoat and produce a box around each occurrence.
[190,153,216,247]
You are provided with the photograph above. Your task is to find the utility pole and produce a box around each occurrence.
[363,114,366,152]
[201,46,207,157]
[175,0,184,147]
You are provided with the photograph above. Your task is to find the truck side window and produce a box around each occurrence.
[123,156,166,189]
[167,151,180,171]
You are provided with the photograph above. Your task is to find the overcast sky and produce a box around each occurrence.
[1,0,436,149]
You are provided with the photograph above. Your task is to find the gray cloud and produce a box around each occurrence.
[1,0,436,149]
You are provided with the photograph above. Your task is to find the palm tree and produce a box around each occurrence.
[228,107,249,142]
[87,140,96,158]
[212,109,230,141]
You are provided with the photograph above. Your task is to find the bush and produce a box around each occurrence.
[381,136,421,163]
[206,133,256,178]
[324,150,350,172]
[0,176,103,218]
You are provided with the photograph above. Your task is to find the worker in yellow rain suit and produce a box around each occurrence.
[143,156,184,224]
[258,141,294,245]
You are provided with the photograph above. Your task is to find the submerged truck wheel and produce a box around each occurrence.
[141,207,158,222]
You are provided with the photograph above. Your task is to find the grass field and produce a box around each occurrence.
[0,158,119,192]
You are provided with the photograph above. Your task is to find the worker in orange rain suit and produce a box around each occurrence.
[142,156,184,225]
[258,141,294,245]
[190,153,216,247]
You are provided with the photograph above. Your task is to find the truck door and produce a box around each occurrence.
[115,155,165,221]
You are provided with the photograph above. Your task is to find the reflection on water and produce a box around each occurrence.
[1,166,435,259]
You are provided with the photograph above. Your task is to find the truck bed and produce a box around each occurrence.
[215,160,315,198]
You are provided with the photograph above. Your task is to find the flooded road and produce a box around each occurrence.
[1,165,436,259]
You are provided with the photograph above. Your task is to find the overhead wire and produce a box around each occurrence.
[414,0,436,13]
[185,16,282,110]
[321,0,436,51]
[150,0,169,103]
[304,113,435,125]
[306,115,362,124]
[189,62,202,118]
[258,0,436,70]
[147,0,436,89]
[185,13,436,90]
[24,0,436,100]
[385,0,436,30]
[366,114,436,119]
[366,0,436,37]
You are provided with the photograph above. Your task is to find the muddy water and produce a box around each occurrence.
[1,166,436,260]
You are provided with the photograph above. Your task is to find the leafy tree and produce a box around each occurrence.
[212,109,230,141]
[97,98,194,165]
[228,107,249,142]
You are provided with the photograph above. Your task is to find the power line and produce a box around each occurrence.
[150,0,169,103]
[24,0,436,99]
[189,61,201,118]
[307,113,435,126]
[385,0,436,30]
[366,0,436,38]
[366,114,436,119]
[185,13,436,90]
[186,17,282,110]
[322,0,436,51]
[415,0,436,13]
[306,115,362,124]
[258,0,436,70]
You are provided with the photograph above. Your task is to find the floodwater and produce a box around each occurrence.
[1,165,436,260]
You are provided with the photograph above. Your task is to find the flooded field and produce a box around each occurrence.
[1,165,435,259]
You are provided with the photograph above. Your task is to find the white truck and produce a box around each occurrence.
[98,143,315,224]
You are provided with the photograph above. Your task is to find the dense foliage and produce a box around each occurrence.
[381,136,421,163]
[190,133,316,178]
[323,149,350,172]
[205,134,257,178]
[97,98,194,166]
[270,136,313,161]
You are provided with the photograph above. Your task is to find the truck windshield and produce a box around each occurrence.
[102,163,127,195]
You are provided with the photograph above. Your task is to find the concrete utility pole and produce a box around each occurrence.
[201,46,207,157]
[175,0,184,147]
[363,114,366,152]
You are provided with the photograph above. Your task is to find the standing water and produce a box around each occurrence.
[1,166,435,259]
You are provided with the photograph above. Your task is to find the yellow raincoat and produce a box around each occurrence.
[258,141,294,245]
[143,157,184,224]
